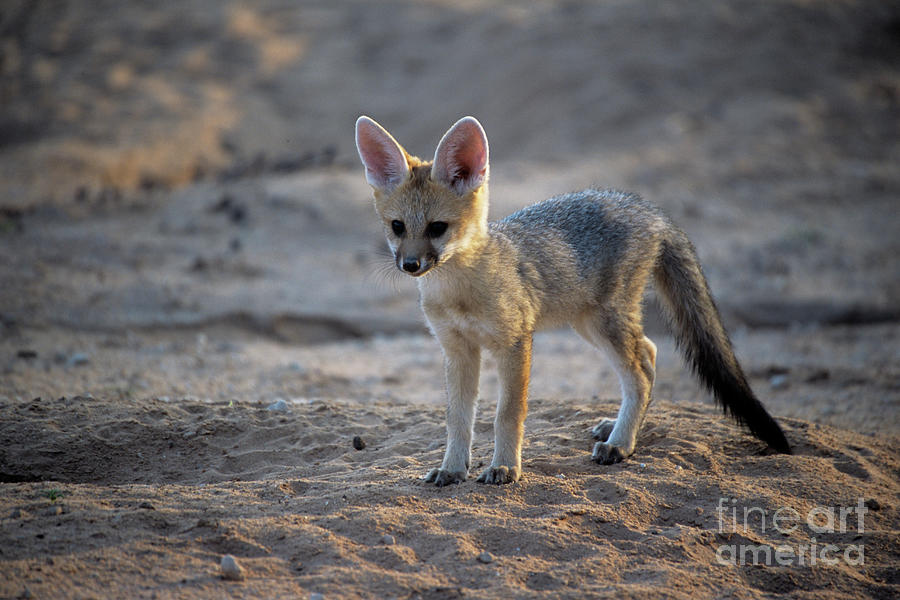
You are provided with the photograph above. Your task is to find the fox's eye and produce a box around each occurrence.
[391,220,405,236]
[425,221,448,238]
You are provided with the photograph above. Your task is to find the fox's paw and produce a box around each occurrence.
[592,441,629,465]
[424,468,466,487]
[476,465,520,485]
[591,418,616,442]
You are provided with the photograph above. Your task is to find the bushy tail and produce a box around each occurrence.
[653,229,791,453]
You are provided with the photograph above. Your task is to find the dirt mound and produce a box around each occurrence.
[1,394,897,598]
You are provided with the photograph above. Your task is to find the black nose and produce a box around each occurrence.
[402,257,420,273]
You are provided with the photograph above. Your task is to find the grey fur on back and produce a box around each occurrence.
[495,188,790,453]
[489,189,666,330]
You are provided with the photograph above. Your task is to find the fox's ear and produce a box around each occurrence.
[431,116,489,194]
[355,116,410,193]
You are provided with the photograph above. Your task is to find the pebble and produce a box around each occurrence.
[477,551,493,564]
[769,374,789,390]
[352,436,366,451]
[310,594,324,600]
[220,554,244,581]
[864,498,881,511]
[267,398,289,412]
[66,353,90,367]
[381,534,395,545]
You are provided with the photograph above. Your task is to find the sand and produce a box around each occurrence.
[2,1,899,598]
[0,390,897,599]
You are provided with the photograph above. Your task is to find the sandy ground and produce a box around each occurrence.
[1,1,899,598]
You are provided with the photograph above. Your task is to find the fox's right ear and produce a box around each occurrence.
[355,116,409,193]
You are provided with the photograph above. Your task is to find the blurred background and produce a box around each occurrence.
[2,0,898,204]
[1,0,898,428]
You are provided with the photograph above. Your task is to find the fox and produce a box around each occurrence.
[354,115,791,486]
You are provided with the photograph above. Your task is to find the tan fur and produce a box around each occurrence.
[355,115,790,486]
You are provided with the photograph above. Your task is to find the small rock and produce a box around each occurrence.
[196,518,219,529]
[381,534,395,545]
[477,551,493,564]
[769,374,789,390]
[309,594,324,600]
[16,350,37,360]
[220,554,244,581]
[138,502,156,510]
[210,194,235,213]
[229,205,247,224]
[864,498,881,511]
[66,353,90,367]
[352,436,366,451]
[267,398,289,412]
[804,369,830,383]
[190,256,209,272]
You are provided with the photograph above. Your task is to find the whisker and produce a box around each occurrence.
[361,243,404,292]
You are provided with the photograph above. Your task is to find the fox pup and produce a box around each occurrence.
[355,115,790,486]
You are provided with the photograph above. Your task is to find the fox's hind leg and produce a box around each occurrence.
[575,314,656,464]
[590,334,656,444]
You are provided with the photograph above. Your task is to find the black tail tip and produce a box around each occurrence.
[769,439,792,455]
[758,426,791,455]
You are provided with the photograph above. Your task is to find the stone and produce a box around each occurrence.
[220,554,244,581]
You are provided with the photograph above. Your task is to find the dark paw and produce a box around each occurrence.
[424,468,466,487]
[591,418,616,442]
[475,465,520,485]
[592,441,627,465]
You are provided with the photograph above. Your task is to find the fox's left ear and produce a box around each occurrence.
[432,116,489,194]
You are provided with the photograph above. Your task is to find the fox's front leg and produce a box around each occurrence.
[478,336,532,485]
[424,331,481,487]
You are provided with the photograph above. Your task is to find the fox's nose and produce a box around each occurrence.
[402,257,421,273]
